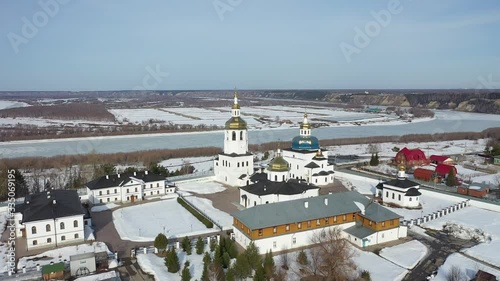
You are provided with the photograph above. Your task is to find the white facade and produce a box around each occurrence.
[20,215,84,250]
[233,223,355,253]
[282,150,334,185]
[239,188,318,208]
[87,172,172,205]
[380,170,421,208]
[346,226,408,248]
[214,93,254,187]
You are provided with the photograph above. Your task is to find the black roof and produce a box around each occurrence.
[86,171,165,190]
[250,172,268,182]
[405,188,422,196]
[382,178,419,189]
[304,162,320,168]
[219,152,253,157]
[240,179,319,196]
[18,190,85,223]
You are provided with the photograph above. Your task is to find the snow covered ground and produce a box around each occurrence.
[183,196,232,229]
[75,271,120,281]
[379,240,428,269]
[0,100,30,110]
[91,203,120,212]
[0,212,11,274]
[113,199,213,241]
[175,180,226,195]
[423,207,500,267]
[160,156,214,174]
[433,253,500,281]
[137,245,209,281]
[17,242,111,269]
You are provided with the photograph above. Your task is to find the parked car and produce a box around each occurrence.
[426,270,438,280]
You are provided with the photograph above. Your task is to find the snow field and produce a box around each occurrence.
[423,207,500,267]
[175,181,226,195]
[379,240,428,269]
[17,242,111,269]
[434,253,500,281]
[0,100,30,110]
[112,199,211,242]
[91,203,120,212]
[183,196,232,230]
[75,271,120,281]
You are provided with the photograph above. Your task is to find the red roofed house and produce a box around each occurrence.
[395,147,429,168]
[430,155,453,165]
[435,164,457,178]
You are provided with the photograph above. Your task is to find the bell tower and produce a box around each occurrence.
[223,91,248,155]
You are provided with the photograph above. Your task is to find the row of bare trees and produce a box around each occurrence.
[0,102,115,121]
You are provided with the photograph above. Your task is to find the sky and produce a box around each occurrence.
[0,0,499,91]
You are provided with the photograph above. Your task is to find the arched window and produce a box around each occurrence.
[31,226,37,234]
[240,131,243,140]
[282,175,285,181]
[237,163,240,167]
[75,233,79,239]
[60,222,65,230]
[73,220,78,228]
[232,131,236,140]
[46,224,51,232]
[275,175,278,181]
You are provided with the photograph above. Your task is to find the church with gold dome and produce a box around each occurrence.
[213,92,255,186]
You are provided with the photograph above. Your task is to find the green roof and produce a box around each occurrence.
[232,191,400,230]
[42,262,65,274]
[344,225,376,239]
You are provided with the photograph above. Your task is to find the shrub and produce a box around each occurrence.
[177,197,214,228]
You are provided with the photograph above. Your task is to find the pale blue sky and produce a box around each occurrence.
[0,0,499,90]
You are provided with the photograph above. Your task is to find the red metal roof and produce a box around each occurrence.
[430,155,450,162]
[435,164,457,176]
[397,147,427,161]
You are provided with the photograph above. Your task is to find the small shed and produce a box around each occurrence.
[414,168,435,182]
[42,262,65,281]
[70,252,97,277]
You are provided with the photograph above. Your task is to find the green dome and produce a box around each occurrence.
[268,154,289,172]
[225,116,247,130]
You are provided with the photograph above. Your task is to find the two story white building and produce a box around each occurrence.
[85,171,172,204]
[14,190,89,250]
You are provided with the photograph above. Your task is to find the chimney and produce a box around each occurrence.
[117,174,121,178]
[145,171,149,175]
[106,175,109,179]
[324,198,328,206]
[304,201,308,208]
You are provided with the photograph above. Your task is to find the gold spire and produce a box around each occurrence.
[232,89,240,109]
[300,112,311,129]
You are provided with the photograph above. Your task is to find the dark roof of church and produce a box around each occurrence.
[240,179,319,196]
[86,171,165,190]
[382,178,419,189]
[16,190,85,223]
[304,162,320,168]
[405,188,422,196]
[250,172,268,182]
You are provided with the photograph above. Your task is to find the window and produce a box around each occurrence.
[273,241,277,248]
[334,216,337,222]
[273,227,277,233]
[47,238,52,243]
[107,198,110,202]
[392,193,395,199]
[409,197,412,201]
[157,183,159,187]
[416,197,419,201]
[135,187,137,192]
[307,221,311,228]
[325,218,329,225]
[107,190,109,195]
[99,191,102,195]
[382,222,385,227]
[298,223,302,229]
[343,215,346,221]
[382,233,385,238]
[99,199,102,203]
[115,198,118,201]
[390,220,394,225]
[61,235,66,241]
[127,189,129,193]
[286,224,290,231]
[258,229,263,236]
[60,222,65,230]
[75,233,79,239]
[292,237,296,244]
[316,219,320,225]
[240,131,243,140]
[398,194,401,201]
[386,191,388,197]
[246,161,249,166]
[115,189,117,193]
[46,224,51,232]
[150,184,153,188]
[232,131,236,140]
[275,175,277,181]
[31,226,37,234]
[237,163,240,168]
[33,240,37,246]
[73,220,78,228]
[369,220,372,226]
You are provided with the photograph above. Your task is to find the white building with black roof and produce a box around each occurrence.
[239,149,319,208]
[281,113,335,186]
[85,171,172,204]
[14,190,88,250]
[376,166,421,208]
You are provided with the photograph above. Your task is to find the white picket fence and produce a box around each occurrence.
[401,199,470,227]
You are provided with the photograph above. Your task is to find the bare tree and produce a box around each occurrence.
[207,262,225,281]
[446,265,466,281]
[366,144,381,154]
[298,227,358,281]
[279,247,289,270]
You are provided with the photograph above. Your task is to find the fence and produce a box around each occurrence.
[400,199,470,227]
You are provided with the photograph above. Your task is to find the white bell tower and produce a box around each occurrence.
[223,92,248,155]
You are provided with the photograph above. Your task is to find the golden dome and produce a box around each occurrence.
[268,153,289,172]
[398,164,406,171]
[232,90,240,109]
[300,113,311,129]
[225,116,247,130]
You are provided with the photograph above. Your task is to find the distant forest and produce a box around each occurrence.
[0,102,115,121]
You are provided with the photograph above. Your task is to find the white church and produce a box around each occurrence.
[376,166,421,208]
[213,92,254,186]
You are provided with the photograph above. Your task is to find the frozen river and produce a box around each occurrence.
[0,110,498,158]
